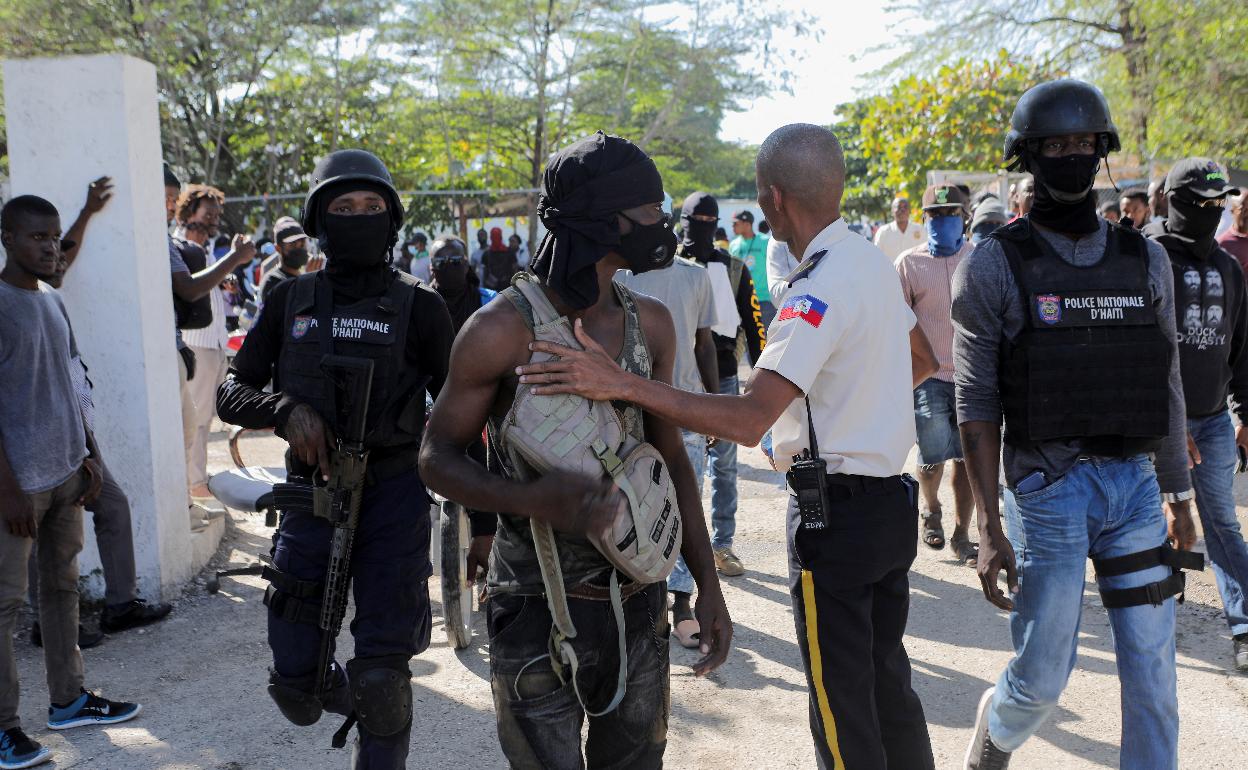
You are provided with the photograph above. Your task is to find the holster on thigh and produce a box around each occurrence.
[1093,544,1205,608]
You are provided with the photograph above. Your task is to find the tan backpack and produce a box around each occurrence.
[497,273,682,714]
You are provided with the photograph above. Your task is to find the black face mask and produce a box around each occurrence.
[618,215,676,274]
[281,246,309,270]
[1026,153,1102,234]
[680,217,717,262]
[431,260,468,293]
[1167,195,1225,257]
[320,212,392,268]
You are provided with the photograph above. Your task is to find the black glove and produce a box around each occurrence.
[178,345,197,381]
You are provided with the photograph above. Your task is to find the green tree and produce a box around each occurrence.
[852,52,1056,210]
[883,0,1248,168]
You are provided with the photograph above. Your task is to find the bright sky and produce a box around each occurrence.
[717,0,923,145]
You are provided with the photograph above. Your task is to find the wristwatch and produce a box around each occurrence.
[1162,489,1194,503]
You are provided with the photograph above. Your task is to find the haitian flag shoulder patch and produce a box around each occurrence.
[778,293,828,328]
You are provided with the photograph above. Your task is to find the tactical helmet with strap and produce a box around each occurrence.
[301,149,404,249]
[1003,79,1120,169]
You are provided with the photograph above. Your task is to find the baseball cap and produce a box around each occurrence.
[971,198,1009,230]
[921,184,969,212]
[273,216,307,243]
[732,210,754,224]
[1164,157,1240,199]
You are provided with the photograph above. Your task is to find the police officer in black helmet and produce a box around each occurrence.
[216,150,455,768]
[952,80,1200,769]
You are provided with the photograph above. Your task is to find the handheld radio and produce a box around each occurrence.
[786,396,830,529]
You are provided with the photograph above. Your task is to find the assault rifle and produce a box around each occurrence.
[314,355,374,701]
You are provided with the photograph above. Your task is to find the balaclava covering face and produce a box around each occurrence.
[317,179,396,297]
[679,192,719,263]
[531,131,669,309]
[1024,150,1102,234]
[1166,193,1225,258]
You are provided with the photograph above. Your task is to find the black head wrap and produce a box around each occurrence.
[679,191,719,263]
[531,131,665,309]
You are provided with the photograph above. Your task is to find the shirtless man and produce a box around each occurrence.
[419,132,731,769]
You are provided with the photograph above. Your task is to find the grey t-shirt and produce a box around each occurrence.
[0,279,88,493]
[614,257,716,394]
[951,219,1191,494]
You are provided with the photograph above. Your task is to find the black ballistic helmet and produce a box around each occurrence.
[1003,79,1120,166]
[301,149,404,237]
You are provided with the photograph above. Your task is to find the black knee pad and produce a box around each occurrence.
[267,670,323,726]
[347,655,412,737]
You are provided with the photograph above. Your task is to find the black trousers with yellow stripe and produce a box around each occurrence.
[787,475,934,770]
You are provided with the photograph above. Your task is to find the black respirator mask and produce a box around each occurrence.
[618,213,677,274]
[320,212,392,268]
[281,246,309,270]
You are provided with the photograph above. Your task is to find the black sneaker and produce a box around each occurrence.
[965,687,1011,769]
[100,599,172,634]
[47,690,140,730]
[29,622,104,650]
[1234,633,1248,672]
[0,727,50,769]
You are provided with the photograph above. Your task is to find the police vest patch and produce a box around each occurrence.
[291,315,312,339]
[1029,291,1152,328]
[1036,295,1061,324]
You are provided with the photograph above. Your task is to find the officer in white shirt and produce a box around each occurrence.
[515,123,940,770]
[873,196,926,259]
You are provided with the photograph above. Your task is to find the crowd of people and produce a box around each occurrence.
[2,74,1248,770]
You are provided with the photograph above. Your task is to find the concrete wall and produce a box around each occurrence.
[3,54,192,599]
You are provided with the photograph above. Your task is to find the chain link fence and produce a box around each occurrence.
[221,189,544,251]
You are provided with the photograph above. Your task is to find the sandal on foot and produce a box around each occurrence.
[921,512,945,550]
[672,606,701,649]
[951,536,979,566]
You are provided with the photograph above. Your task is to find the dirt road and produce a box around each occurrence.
[10,429,1248,768]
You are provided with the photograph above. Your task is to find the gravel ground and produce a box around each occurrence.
[8,427,1248,769]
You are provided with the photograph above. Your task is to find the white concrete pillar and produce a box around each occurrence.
[3,53,191,599]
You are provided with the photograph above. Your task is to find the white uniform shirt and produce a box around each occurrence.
[756,218,917,476]
[872,220,925,260]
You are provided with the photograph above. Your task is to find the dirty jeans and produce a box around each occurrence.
[1188,410,1248,636]
[267,470,432,769]
[707,375,740,550]
[0,468,88,730]
[666,432,707,595]
[992,456,1177,769]
[488,582,669,770]
[29,458,138,610]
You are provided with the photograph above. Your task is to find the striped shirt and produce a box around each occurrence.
[894,240,972,383]
[174,229,231,351]
[70,355,95,435]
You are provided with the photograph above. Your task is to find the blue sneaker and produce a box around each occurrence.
[0,727,50,769]
[46,690,141,730]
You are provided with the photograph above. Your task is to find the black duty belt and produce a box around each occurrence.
[823,473,898,501]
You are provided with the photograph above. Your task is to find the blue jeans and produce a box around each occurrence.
[912,378,962,465]
[667,432,707,595]
[992,456,1177,769]
[1189,410,1248,636]
[707,375,740,549]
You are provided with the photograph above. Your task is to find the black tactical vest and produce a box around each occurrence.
[996,220,1171,455]
[278,271,425,450]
